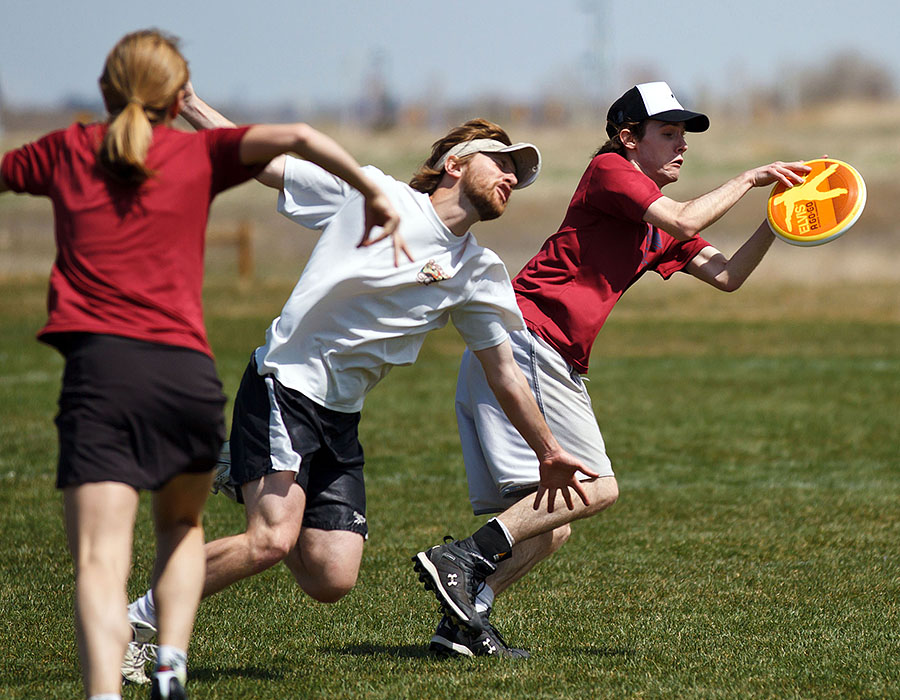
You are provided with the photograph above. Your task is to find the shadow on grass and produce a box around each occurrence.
[565,646,634,658]
[320,644,634,659]
[190,666,284,682]
[321,644,432,659]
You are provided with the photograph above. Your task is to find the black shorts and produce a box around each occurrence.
[229,357,367,537]
[52,333,226,490]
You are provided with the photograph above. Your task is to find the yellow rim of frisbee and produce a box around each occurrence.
[766,158,866,246]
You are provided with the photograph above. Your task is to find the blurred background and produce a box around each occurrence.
[2,0,899,288]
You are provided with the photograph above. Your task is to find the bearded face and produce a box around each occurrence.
[459,153,515,221]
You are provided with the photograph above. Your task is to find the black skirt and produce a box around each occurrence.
[51,333,226,490]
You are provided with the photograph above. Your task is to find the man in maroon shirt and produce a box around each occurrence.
[414,81,810,658]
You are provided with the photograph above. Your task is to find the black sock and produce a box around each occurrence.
[469,518,512,564]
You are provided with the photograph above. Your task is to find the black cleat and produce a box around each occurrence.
[413,536,496,633]
[429,613,530,658]
[150,666,187,700]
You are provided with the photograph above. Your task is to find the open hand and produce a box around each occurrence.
[357,194,411,267]
[748,160,810,189]
[532,450,600,513]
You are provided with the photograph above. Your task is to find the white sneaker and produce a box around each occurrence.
[121,620,158,685]
[210,441,238,501]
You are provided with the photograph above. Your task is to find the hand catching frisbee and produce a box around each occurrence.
[766,158,866,246]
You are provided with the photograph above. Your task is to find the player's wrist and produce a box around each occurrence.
[536,439,563,465]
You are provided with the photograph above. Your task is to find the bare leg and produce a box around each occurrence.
[283,528,365,602]
[201,471,305,597]
[498,475,618,544]
[151,470,214,651]
[480,476,618,600]
[64,482,140,697]
[414,477,618,633]
[486,525,571,596]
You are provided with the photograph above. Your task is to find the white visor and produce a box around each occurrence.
[434,138,541,189]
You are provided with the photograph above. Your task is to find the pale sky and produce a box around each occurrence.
[1,0,897,110]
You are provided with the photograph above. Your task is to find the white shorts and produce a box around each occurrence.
[456,329,614,515]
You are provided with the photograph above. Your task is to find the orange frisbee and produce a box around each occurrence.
[766,158,866,246]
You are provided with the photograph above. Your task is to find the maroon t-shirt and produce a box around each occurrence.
[2,122,260,356]
[513,152,710,373]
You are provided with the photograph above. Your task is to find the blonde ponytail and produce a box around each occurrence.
[98,30,189,184]
[100,99,155,183]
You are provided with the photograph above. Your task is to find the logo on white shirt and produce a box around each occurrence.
[417,259,452,285]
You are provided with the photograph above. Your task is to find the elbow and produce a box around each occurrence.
[716,275,743,293]
[290,123,315,152]
[672,219,701,240]
[666,207,701,240]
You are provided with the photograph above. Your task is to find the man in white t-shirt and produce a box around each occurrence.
[123,89,599,681]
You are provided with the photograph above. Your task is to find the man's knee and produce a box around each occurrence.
[300,569,358,603]
[287,557,359,602]
[550,523,571,553]
[586,476,619,514]
[285,530,363,603]
[246,525,298,573]
[604,477,619,506]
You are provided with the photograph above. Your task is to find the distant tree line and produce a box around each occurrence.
[788,51,894,105]
[0,50,895,135]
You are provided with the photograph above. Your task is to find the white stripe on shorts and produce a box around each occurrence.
[264,375,302,472]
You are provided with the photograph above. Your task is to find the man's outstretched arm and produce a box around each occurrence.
[645,161,810,240]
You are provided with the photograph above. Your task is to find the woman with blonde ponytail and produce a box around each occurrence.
[1,29,399,700]
[97,30,190,184]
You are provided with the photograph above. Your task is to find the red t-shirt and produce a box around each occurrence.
[1,122,260,356]
[513,152,710,373]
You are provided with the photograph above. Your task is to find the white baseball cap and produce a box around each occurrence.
[606,81,709,137]
[434,138,542,189]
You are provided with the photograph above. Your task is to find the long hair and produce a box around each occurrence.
[97,29,189,184]
[409,119,513,194]
[594,119,648,158]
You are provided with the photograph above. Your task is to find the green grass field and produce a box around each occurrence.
[0,274,897,699]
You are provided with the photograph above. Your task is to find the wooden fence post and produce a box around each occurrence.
[207,220,254,286]
[236,220,253,285]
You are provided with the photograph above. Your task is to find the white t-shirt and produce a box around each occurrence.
[254,157,525,413]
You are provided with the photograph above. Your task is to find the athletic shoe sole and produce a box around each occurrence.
[413,551,482,631]
[429,635,474,657]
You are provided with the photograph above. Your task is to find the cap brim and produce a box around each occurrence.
[497,142,541,189]
[651,109,710,132]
